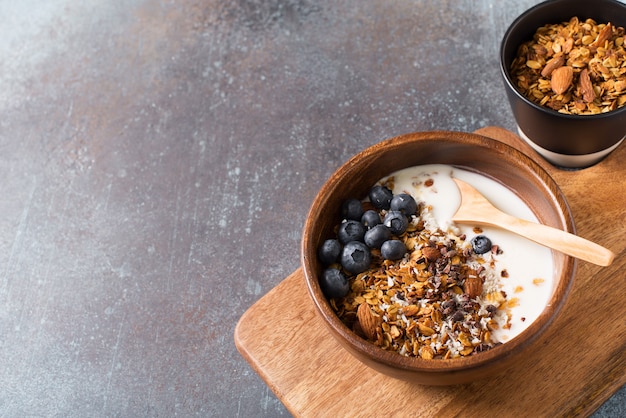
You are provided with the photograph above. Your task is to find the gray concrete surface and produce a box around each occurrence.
[0,0,623,416]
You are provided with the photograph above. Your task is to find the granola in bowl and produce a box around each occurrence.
[510,17,626,115]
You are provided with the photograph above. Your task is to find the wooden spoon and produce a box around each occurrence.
[452,178,615,266]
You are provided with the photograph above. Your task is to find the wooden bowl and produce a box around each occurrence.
[301,131,576,385]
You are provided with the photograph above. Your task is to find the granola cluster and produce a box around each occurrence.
[329,178,517,360]
[510,17,626,114]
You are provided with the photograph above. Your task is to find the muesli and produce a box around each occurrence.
[510,17,626,114]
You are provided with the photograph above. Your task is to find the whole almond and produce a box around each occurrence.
[550,66,573,95]
[579,68,596,103]
[464,276,483,299]
[357,303,381,341]
[422,246,440,262]
[541,55,565,77]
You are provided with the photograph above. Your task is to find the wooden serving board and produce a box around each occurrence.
[234,126,625,417]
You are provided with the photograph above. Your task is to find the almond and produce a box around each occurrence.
[541,55,565,77]
[422,246,440,262]
[464,276,483,299]
[357,303,381,341]
[550,66,573,95]
[579,68,596,103]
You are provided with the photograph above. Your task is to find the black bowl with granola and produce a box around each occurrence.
[500,0,626,168]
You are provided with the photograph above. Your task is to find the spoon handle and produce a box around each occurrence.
[474,211,615,267]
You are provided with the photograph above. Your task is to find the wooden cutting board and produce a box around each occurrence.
[234,126,625,417]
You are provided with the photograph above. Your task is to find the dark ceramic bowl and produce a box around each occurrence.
[301,131,577,385]
[500,0,626,168]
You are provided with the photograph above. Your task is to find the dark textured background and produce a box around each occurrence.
[0,0,623,416]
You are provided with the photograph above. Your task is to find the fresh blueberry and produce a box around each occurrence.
[337,220,365,244]
[381,240,407,260]
[368,185,393,210]
[341,198,364,221]
[471,235,492,254]
[318,239,342,265]
[364,224,391,249]
[320,268,349,299]
[361,210,381,230]
[390,193,418,217]
[383,211,408,236]
[341,241,371,274]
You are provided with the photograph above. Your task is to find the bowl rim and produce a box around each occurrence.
[301,130,577,375]
[499,0,626,120]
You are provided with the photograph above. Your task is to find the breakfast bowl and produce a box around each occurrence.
[301,131,576,385]
[500,0,626,169]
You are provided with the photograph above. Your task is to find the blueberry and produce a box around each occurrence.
[368,185,393,210]
[337,220,365,244]
[341,241,371,274]
[471,235,492,254]
[361,210,381,230]
[341,198,364,221]
[383,211,408,236]
[381,240,407,260]
[364,224,391,249]
[318,239,342,265]
[320,268,349,299]
[390,193,418,217]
